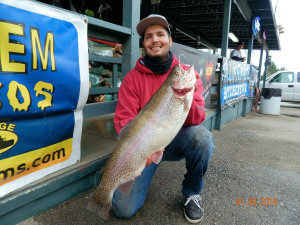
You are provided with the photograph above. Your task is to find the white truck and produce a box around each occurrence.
[260,71,300,102]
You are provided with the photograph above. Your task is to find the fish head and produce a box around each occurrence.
[169,64,197,97]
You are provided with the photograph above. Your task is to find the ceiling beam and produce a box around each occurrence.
[167,17,217,50]
[233,0,252,22]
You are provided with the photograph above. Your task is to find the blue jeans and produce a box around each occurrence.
[112,125,214,218]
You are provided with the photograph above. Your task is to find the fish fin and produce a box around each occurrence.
[184,96,191,113]
[151,150,164,164]
[117,121,132,142]
[86,193,111,220]
[117,179,135,195]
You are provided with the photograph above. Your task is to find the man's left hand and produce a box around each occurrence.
[194,71,200,91]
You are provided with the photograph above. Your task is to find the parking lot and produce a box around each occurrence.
[19,103,300,225]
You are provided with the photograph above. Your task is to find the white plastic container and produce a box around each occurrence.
[260,88,282,115]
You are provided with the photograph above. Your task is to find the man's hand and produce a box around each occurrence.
[195,71,200,79]
[145,149,165,167]
[145,157,153,167]
[194,71,200,91]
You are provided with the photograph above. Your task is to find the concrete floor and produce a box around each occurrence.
[18,103,300,225]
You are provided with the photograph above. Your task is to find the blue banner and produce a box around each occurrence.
[0,3,80,118]
[220,58,251,109]
[221,83,249,107]
[0,0,88,197]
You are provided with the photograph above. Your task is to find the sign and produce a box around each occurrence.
[0,0,89,197]
[220,58,250,109]
[262,31,267,42]
[252,17,260,36]
[171,42,218,107]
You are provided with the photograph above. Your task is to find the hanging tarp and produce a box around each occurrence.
[0,0,89,197]
[248,65,259,98]
[220,58,251,109]
[171,42,218,107]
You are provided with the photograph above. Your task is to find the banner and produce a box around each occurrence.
[249,65,259,98]
[171,42,218,107]
[0,0,89,197]
[220,58,251,109]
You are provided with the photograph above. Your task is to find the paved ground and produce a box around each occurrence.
[19,103,300,225]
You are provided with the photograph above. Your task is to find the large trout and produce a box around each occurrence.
[88,63,197,219]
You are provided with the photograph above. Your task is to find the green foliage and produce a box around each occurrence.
[266,61,286,77]
[84,9,94,17]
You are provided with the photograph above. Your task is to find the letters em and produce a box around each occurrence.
[0,20,56,73]
[0,20,55,111]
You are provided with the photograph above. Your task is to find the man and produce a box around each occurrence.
[112,14,214,224]
[230,41,246,62]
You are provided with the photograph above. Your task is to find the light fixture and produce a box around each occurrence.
[229,32,239,43]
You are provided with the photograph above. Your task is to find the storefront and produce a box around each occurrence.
[0,0,279,223]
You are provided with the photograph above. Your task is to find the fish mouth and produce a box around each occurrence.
[172,87,193,96]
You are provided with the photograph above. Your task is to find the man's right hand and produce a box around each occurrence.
[145,149,165,167]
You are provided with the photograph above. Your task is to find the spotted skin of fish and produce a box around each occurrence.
[87,63,197,219]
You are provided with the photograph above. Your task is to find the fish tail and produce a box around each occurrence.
[86,193,111,220]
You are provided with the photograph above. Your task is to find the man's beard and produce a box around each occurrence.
[146,49,170,63]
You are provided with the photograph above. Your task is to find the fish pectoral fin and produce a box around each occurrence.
[117,121,132,142]
[117,179,135,195]
[184,96,192,113]
[151,150,164,164]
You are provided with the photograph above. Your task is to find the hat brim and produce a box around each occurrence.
[137,16,170,36]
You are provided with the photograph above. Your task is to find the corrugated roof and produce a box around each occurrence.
[141,0,280,51]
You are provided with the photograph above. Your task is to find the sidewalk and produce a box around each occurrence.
[19,103,300,225]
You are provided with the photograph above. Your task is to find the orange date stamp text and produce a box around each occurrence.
[235,198,278,206]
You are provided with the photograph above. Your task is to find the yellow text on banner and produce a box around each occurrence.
[0,138,73,186]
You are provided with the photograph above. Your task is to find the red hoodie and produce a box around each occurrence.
[114,55,205,134]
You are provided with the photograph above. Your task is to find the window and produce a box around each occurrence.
[297,72,300,83]
[272,72,294,83]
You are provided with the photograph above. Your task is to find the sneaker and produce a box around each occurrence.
[183,195,204,224]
